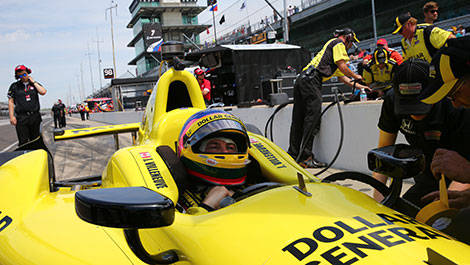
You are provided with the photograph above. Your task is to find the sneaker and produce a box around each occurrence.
[299,156,327,168]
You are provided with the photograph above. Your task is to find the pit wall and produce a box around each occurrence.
[89,101,405,174]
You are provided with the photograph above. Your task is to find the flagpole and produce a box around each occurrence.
[245,2,250,26]
[212,7,218,45]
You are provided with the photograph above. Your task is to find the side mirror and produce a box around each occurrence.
[75,187,178,264]
[367,144,425,179]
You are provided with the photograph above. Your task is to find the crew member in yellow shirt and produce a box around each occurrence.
[362,47,397,98]
[392,12,454,63]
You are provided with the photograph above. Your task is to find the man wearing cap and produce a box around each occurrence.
[8,65,47,146]
[392,12,454,63]
[288,28,369,168]
[362,47,398,98]
[372,59,470,207]
[376,38,403,65]
[418,36,470,208]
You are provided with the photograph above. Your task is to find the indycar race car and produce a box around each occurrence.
[1,43,470,265]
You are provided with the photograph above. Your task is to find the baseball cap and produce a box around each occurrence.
[419,36,470,104]
[392,12,412,35]
[377,38,388,46]
[15,65,31,74]
[334,28,360,43]
[394,59,432,115]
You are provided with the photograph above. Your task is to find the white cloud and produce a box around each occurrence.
[0,0,136,107]
[0,29,32,43]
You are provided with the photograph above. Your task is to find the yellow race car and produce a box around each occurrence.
[0,51,469,265]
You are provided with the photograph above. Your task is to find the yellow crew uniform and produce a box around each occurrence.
[401,24,451,63]
[303,38,350,81]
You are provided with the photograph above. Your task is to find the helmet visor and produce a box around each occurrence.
[182,119,248,154]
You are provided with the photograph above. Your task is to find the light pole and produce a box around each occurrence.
[93,27,104,91]
[86,42,95,95]
[371,0,378,47]
[282,0,289,42]
[106,1,118,77]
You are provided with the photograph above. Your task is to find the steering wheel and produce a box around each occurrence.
[322,171,420,217]
[232,182,284,202]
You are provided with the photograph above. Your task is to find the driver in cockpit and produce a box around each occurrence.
[177,109,251,213]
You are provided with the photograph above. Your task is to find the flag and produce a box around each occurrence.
[146,39,164,53]
[206,27,210,34]
[219,15,225,24]
[207,0,216,6]
[209,3,218,11]
[240,1,246,9]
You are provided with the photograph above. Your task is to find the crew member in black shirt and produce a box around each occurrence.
[51,101,60,129]
[372,59,470,207]
[8,65,47,146]
[288,28,369,168]
[58,99,66,128]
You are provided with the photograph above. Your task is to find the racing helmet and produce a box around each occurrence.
[178,109,250,186]
[373,47,389,65]
[194,68,205,76]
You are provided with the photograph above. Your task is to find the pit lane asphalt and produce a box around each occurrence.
[42,114,133,181]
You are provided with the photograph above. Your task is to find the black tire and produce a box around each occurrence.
[245,123,263,136]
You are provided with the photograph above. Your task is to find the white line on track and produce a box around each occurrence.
[0,118,53,152]
[1,141,18,152]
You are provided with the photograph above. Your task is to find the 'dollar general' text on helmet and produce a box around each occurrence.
[178,109,250,185]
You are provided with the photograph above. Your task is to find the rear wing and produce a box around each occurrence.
[53,123,140,149]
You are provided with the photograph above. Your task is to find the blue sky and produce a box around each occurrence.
[0,0,300,108]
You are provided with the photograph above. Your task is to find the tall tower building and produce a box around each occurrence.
[127,0,209,75]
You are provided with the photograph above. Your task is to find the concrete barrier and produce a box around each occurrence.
[229,100,405,174]
[86,102,405,174]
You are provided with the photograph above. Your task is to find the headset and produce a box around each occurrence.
[14,65,32,79]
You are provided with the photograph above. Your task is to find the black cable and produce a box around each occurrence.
[313,89,344,176]
[264,100,293,141]
[295,100,337,162]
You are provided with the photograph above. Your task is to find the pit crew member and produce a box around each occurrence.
[418,36,470,208]
[177,109,250,212]
[392,12,454,63]
[371,59,470,207]
[195,68,211,105]
[7,65,47,146]
[362,47,397,98]
[288,28,369,168]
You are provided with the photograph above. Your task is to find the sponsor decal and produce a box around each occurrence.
[70,125,122,134]
[252,142,287,169]
[140,152,152,159]
[0,211,12,233]
[282,213,451,264]
[250,137,259,144]
[206,158,217,165]
[142,157,167,189]
[400,119,415,135]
